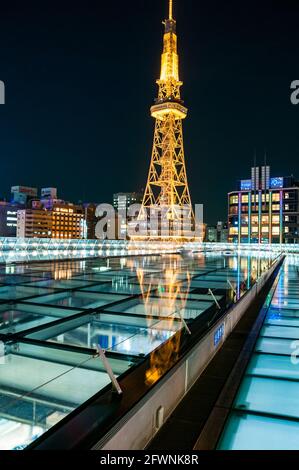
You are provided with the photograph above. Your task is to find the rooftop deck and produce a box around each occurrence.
[0,250,279,449]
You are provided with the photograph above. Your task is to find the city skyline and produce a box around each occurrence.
[1,0,299,457]
[0,0,298,224]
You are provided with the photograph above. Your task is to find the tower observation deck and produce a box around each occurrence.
[132,0,197,242]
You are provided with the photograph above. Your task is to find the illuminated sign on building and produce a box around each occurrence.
[214,323,225,347]
[270,177,284,189]
[240,180,252,191]
[41,188,57,199]
[11,186,37,196]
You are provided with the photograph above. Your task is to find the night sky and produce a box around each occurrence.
[0,0,299,224]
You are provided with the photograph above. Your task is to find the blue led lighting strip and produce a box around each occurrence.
[269,191,272,244]
[280,190,283,244]
[248,191,251,244]
[247,254,251,289]
[258,190,262,244]
[238,192,241,244]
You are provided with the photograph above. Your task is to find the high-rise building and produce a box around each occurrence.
[206,225,218,242]
[17,202,84,239]
[112,193,142,239]
[133,0,195,241]
[17,209,52,238]
[228,165,299,244]
[205,221,228,243]
[51,204,84,239]
[219,223,229,243]
[113,193,142,212]
[0,201,23,237]
[83,203,98,239]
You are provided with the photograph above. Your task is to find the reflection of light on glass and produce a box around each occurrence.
[134,256,191,386]
[0,420,45,451]
[247,255,251,289]
[236,254,241,299]
[54,269,72,280]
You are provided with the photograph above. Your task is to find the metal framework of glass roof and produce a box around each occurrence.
[0,238,299,266]
[0,251,277,450]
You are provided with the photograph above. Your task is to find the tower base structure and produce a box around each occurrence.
[129,206,204,242]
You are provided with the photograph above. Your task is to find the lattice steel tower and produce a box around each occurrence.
[135,0,195,241]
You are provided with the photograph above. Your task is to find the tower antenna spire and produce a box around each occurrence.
[169,0,173,20]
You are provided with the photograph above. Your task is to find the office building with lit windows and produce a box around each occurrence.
[113,192,143,239]
[228,166,299,244]
[0,201,23,237]
[17,189,84,239]
[113,192,143,212]
[17,204,84,239]
[17,209,52,238]
[205,221,228,243]
[51,204,84,239]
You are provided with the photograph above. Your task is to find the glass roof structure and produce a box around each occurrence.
[0,251,277,450]
[0,238,181,264]
[218,255,299,450]
[0,237,297,265]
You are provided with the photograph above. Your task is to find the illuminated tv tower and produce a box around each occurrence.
[134,0,196,241]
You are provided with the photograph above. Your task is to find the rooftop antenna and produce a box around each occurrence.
[253,149,257,210]
[264,148,267,167]
[169,0,173,20]
[253,148,257,168]
[263,149,268,207]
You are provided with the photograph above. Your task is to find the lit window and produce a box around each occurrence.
[285,227,289,233]
[241,195,248,203]
[272,227,280,235]
[230,195,239,204]
[262,216,269,224]
[272,193,280,202]
[272,215,280,224]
